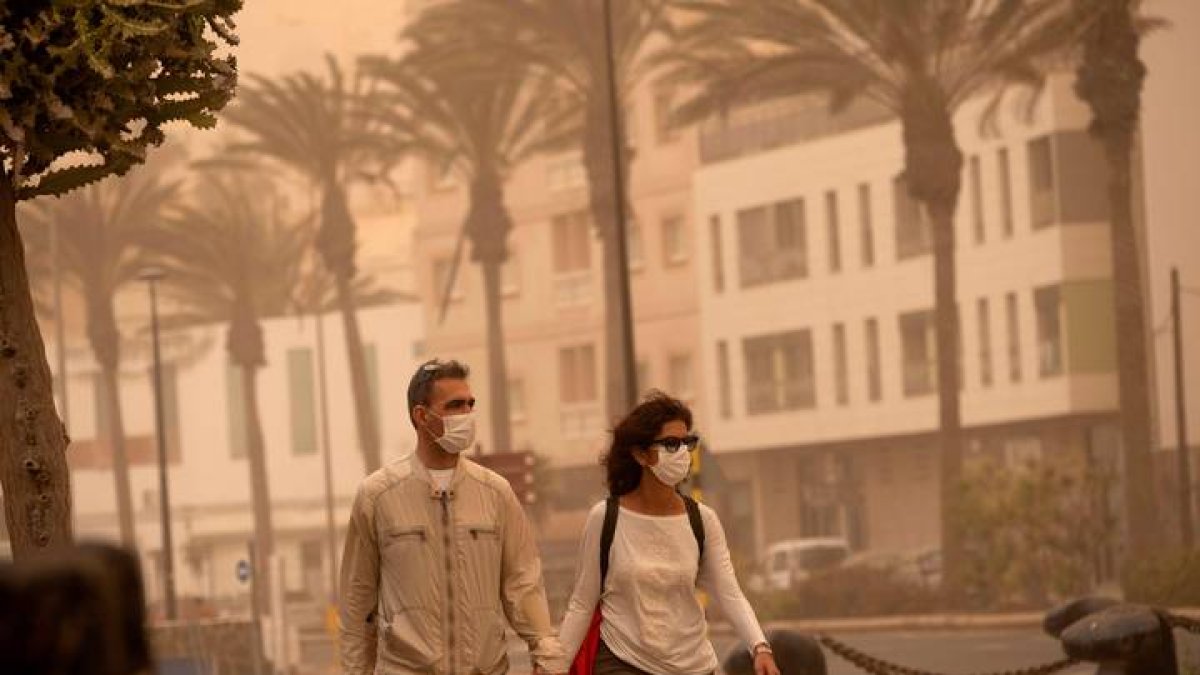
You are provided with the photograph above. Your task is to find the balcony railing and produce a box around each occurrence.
[699,96,892,165]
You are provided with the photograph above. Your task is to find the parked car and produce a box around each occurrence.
[843,547,942,587]
[747,537,851,592]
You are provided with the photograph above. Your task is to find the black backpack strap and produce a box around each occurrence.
[599,495,620,590]
[682,495,705,567]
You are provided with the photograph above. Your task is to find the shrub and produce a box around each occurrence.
[1122,549,1200,606]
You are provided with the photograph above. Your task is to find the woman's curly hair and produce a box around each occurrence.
[602,390,694,496]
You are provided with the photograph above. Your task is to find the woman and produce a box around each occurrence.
[559,392,781,675]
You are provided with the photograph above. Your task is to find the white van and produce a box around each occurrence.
[748,537,850,592]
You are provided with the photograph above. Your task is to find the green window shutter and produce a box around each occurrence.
[226,360,247,459]
[288,348,318,456]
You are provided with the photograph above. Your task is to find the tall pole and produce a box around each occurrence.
[50,219,69,429]
[143,267,177,620]
[1173,268,1193,547]
[601,0,639,409]
[315,311,338,599]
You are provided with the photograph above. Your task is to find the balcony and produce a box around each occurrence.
[554,270,593,309]
[560,403,602,440]
[699,95,892,165]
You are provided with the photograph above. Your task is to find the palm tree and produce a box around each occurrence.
[1070,0,1160,551]
[22,164,180,547]
[147,171,309,597]
[659,0,1074,590]
[361,30,566,457]
[220,57,397,474]
[409,0,668,420]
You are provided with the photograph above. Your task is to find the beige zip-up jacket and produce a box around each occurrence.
[340,455,567,675]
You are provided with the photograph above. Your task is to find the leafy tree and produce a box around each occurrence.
[362,29,566,456]
[22,162,180,547]
[659,0,1074,591]
[0,0,238,558]
[219,58,396,474]
[409,0,668,419]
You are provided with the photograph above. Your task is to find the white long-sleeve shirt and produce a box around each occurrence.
[559,500,767,675]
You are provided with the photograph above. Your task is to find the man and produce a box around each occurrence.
[340,358,566,675]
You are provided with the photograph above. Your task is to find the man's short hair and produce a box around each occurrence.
[407,358,470,424]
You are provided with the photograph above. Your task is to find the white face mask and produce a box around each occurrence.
[426,410,476,455]
[649,444,693,486]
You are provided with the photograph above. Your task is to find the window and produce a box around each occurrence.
[662,214,688,265]
[432,257,463,303]
[743,330,815,414]
[710,215,725,292]
[1035,285,1064,377]
[226,361,247,459]
[508,378,526,421]
[627,220,645,271]
[501,253,521,297]
[899,310,936,397]
[160,364,182,462]
[893,174,931,259]
[654,85,679,144]
[1006,292,1022,382]
[288,348,318,456]
[737,198,807,287]
[546,153,587,192]
[833,323,849,405]
[858,183,875,267]
[668,353,694,400]
[551,211,592,273]
[969,155,985,244]
[636,359,650,395]
[865,318,882,402]
[998,148,1014,237]
[978,298,994,388]
[826,190,842,274]
[1028,136,1055,228]
[559,344,597,404]
[717,341,732,419]
[365,343,381,438]
[552,211,593,307]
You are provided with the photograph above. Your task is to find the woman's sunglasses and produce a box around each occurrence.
[649,434,700,453]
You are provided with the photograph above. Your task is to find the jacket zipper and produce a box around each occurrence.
[441,491,455,675]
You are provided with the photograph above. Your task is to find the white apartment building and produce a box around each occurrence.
[693,74,1128,560]
[62,301,424,612]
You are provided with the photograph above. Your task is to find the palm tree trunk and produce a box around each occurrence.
[479,259,512,455]
[318,182,381,473]
[100,365,136,546]
[900,84,965,598]
[929,198,964,597]
[0,176,73,558]
[1075,0,1159,553]
[335,275,381,473]
[583,101,637,420]
[1104,130,1158,552]
[240,363,274,610]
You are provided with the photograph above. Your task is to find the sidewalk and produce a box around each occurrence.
[708,606,1200,637]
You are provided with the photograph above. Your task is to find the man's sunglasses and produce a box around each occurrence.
[649,434,700,453]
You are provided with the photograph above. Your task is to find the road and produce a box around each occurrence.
[503,627,1200,675]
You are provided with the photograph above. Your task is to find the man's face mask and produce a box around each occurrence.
[425,409,477,455]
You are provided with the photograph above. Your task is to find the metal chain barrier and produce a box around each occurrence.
[816,634,1081,675]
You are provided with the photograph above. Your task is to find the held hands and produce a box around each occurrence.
[753,650,780,675]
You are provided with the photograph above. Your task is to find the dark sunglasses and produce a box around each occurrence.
[649,434,700,454]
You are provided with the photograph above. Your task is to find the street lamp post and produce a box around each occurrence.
[139,265,177,621]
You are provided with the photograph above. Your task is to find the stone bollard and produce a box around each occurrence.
[723,630,827,675]
[1045,597,1177,675]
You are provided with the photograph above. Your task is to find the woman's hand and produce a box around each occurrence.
[753,651,780,675]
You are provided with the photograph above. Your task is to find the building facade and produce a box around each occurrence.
[693,74,1124,562]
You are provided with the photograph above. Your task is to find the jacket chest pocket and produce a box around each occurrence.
[382,525,430,579]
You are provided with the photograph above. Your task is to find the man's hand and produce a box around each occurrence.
[753,651,780,675]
